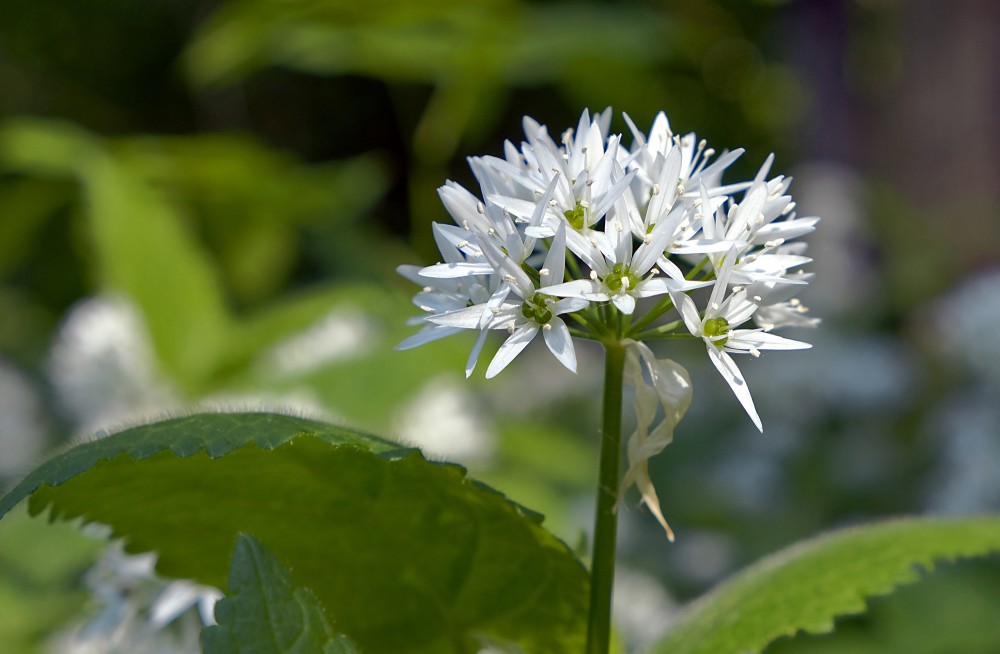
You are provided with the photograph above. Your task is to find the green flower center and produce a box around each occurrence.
[564,203,586,230]
[521,294,553,325]
[604,263,640,293]
[703,316,730,347]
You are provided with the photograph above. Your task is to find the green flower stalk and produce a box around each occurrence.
[400,108,819,653]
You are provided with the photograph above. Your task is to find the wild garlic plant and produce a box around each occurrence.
[6,110,1000,654]
[400,109,818,654]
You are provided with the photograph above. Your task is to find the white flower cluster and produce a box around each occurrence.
[399,109,818,432]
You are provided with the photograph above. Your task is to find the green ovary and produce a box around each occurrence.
[604,263,640,293]
[521,294,554,325]
[564,203,586,230]
[703,316,730,347]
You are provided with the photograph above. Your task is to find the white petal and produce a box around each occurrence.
[632,206,683,274]
[635,277,711,298]
[465,329,489,378]
[480,286,512,328]
[753,153,775,184]
[150,582,203,628]
[396,264,425,285]
[728,331,812,351]
[622,112,647,149]
[564,228,607,273]
[590,169,637,221]
[669,291,703,336]
[419,262,495,279]
[668,239,738,255]
[646,147,681,224]
[752,217,819,243]
[611,293,636,315]
[542,318,577,373]
[540,223,567,288]
[395,325,462,351]
[718,290,757,327]
[427,305,489,329]
[553,297,590,314]
[708,245,740,311]
[525,223,556,239]
[524,176,561,243]
[707,345,762,432]
[439,184,490,233]
[540,279,607,300]
[485,325,538,378]
[728,183,767,240]
[477,236,535,298]
[486,194,539,221]
[432,222,482,257]
[655,256,686,281]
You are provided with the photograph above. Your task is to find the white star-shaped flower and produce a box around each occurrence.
[427,225,585,377]
[670,248,810,431]
[541,201,709,315]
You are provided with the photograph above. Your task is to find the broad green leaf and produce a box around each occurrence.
[111,135,390,301]
[0,412,588,654]
[184,0,672,87]
[647,517,1000,654]
[0,118,100,177]
[81,153,231,389]
[768,559,1000,654]
[202,533,357,654]
[0,118,232,390]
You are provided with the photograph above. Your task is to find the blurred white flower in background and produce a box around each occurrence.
[929,267,1000,387]
[0,360,47,478]
[668,529,740,588]
[42,297,224,652]
[923,387,1000,514]
[48,296,174,435]
[918,269,1000,514]
[612,566,677,652]
[260,307,376,378]
[393,376,495,463]
[790,162,877,317]
[48,542,220,654]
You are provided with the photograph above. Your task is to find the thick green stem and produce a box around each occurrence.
[586,340,627,654]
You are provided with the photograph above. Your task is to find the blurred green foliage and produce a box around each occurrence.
[0,507,103,652]
[3,413,590,654]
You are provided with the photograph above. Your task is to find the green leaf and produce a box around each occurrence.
[0,117,100,176]
[0,412,587,654]
[183,0,673,88]
[202,533,358,654]
[81,153,232,390]
[0,118,232,390]
[111,135,390,302]
[647,517,1000,654]
[768,559,1000,654]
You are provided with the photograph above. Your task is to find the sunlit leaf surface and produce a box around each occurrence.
[0,412,588,654]
[647,517,1000,654]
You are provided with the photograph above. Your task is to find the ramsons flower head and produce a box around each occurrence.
[400,108,819,533]
[401,108,817,419]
